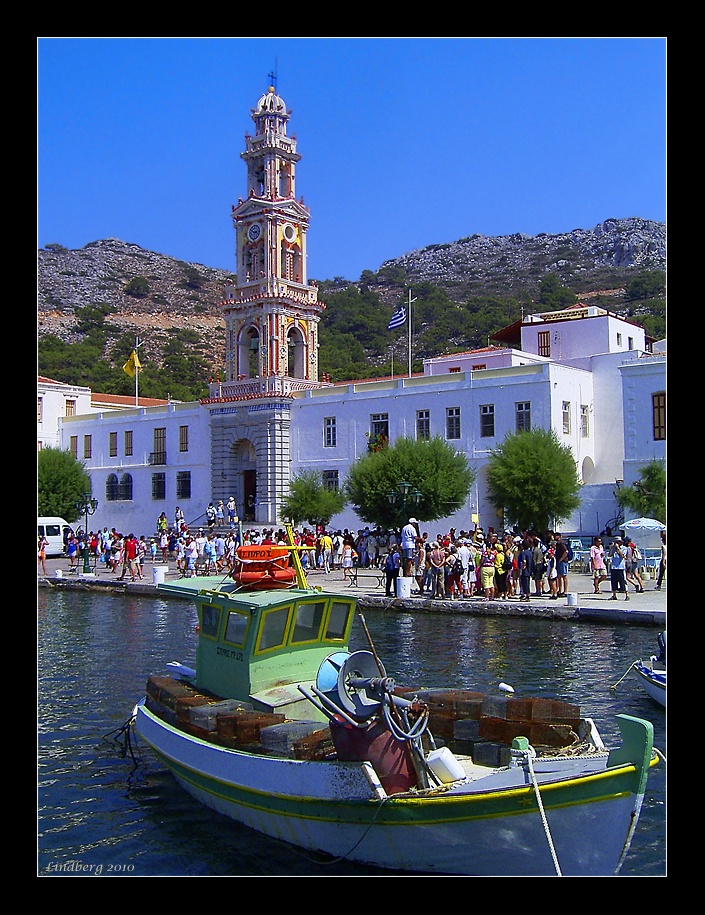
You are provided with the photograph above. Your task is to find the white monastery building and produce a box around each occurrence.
[42,86,666,538]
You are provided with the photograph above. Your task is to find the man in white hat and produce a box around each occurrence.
[401,517,419,577]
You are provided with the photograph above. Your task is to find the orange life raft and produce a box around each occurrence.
[231,544,297,590]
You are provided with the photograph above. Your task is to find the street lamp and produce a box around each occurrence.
[386,480,422,528]
[75,491,98,574]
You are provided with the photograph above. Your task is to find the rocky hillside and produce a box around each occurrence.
[37,218,666,377]
[375,217,666,300]
[37,238,233,370]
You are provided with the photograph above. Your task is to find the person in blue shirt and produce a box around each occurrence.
[518,540,534,602]
[609,538,629,601]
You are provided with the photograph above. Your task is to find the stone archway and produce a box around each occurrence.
[208,399,292,526]
[231,439,257,521]
[287,324,306,379]
[237,325,261,379]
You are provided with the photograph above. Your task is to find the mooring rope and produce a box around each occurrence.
[521,747,563,876]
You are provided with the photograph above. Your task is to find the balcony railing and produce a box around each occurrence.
[148,451,167,465]
[206,376,327,401]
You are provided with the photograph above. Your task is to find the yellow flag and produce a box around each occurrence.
[123,350,142,377]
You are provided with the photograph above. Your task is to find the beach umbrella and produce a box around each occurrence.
[620,517,666,555]
[621,517,666,531]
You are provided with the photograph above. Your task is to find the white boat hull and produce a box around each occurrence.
[134,701,654,876]
[635,663,666,707]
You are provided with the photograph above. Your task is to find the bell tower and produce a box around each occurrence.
[221,85,324,386]
[205,85,326,527]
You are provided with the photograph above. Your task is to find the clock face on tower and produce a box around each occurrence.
[247,222,262,243]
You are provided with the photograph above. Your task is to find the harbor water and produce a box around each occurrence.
[38,588,666,876]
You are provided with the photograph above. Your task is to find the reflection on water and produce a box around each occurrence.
[38,590,665,876]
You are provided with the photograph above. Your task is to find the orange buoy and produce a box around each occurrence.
[231,544,297,590]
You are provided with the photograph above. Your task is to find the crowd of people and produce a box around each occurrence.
[39,506,666,598]
[307,520,665,602]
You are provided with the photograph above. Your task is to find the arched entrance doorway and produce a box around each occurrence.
[230,438,257,521]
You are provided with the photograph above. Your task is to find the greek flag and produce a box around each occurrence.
[388,305,407,330]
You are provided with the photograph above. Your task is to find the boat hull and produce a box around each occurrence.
[134,701,654,876]
[635,663,666,707]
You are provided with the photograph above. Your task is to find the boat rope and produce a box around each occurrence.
[654,746,667,765]
[102,712,139,765]
[291,793,391,867]
[519,747,563,877]
[325,794,391,864]
[611,661,638,690]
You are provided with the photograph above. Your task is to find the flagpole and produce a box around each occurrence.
[135,336,139,406]
[408,290,411,378]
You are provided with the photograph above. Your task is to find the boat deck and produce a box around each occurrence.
[142,673,598,771]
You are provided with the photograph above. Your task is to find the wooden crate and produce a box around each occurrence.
[292,728,336,761]
[215,711,285,746]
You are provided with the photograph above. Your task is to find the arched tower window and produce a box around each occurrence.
[237,326,261,379]
[287,325,306,379]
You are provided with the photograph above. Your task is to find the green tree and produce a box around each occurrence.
[624,270,666,302]
[280,471,347,527]
[537,274,577,310]
[344,435,475,530]
[486,428,581,532]
[616,459,666,523]
[38,447,93,522]
[124,276,150,298]
[180,263,205,290]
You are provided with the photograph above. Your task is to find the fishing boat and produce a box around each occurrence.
[131,532,659,876]
[634,632,666,708]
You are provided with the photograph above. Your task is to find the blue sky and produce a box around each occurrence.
[38,37,666,283]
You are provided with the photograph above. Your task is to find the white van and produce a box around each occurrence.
[38,518,72,557]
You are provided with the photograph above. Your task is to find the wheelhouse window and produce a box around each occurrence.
[256,606,292,653]
[325,601,354,641]
[223,609,250,647]
[290,601,326,644]
[200,605,223,640]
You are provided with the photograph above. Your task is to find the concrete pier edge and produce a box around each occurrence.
[38,557,666,627]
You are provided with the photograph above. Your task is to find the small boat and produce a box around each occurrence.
[634,632,666,708]
[131,530,659,877]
